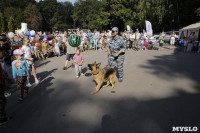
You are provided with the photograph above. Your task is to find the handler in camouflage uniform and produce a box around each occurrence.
[107,27,126,82]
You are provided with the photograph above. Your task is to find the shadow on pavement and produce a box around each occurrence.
[1,49,200,133]
[35,61,51,68]
[36,68,57,81]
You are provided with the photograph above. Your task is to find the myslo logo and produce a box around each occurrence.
[172,126,198,132]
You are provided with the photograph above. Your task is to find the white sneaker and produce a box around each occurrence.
[35,79,40,84]
[76,76,79,78]
[81,73,84,76]
[26,82,32,87]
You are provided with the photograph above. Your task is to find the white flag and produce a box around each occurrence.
[127,25,130,32]
[145,20,153,35]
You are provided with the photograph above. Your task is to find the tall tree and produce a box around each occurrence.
[38,0,58,31]
[24,4,42,31]
[8,16,14,32]
[0,12,5,32]
[4,7,24,30]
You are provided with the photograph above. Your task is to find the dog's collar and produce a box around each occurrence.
[92,70,100,75]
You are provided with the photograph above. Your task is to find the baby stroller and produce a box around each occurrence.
[147,41,159,50]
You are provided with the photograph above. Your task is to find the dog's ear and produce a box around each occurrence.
[97,63,101,68]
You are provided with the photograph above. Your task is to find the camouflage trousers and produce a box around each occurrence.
[0,84,7,122]
[109,55,125,79]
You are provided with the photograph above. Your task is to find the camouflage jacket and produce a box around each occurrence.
[109,35,126,57]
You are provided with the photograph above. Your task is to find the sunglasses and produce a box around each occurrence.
[112,31,116,33]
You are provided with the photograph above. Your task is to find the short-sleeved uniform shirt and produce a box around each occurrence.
[109,35,126,57]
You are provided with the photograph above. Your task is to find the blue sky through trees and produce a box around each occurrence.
[36,0,76,4]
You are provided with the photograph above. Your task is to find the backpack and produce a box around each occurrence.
[90,38,94,44]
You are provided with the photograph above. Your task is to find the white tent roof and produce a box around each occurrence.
[180,22,200,31]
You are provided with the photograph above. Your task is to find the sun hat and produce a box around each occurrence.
[13,49,23,55]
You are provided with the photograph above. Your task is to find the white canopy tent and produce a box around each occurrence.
[179,22,200,39]
[180,22,200,31]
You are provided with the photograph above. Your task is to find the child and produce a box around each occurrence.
[22,37,40,87]
[42,38,48,58]
[159,37,164,50]
[10,38,16,46]
[34,43,42,60]
[63,36,76,70]
[54,39,61,56]
[73,49,84,78]
[144,39,149,50]
[17,37,23,45]
[80,35,85,52]
[139,40,145,50]
[12,49,31,102]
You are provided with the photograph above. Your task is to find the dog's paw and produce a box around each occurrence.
[91,91,97,95]
[111,91,115,93]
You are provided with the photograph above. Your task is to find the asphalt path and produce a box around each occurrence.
[1,47,200,133]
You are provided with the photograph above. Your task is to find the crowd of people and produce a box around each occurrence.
[0,27,200,124]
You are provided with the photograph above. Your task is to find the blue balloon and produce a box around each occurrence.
[154,40,157,43]
[179,41,182,44]
[44,35,48,39]
[26,31,30,37]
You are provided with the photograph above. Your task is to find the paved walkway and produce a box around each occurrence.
[1,48,200,133]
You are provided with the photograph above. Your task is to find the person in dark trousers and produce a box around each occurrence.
[0,49,10,125]
[107,27,126,82]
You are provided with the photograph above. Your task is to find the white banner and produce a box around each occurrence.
[21,23,28,33]
[145,20,153,36]
[127,25,130,32]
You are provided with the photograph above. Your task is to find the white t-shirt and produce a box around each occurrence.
[130,34,135,40]
[22,45,32,58]
[135,33,141,39]
[34,46,38,52]
[171,35,175,40]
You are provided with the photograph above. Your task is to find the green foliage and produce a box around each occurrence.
[24,4,42,31]
[8,16,14,32]
[0,0,199,32]
[196,8,200,16]
[38,0,73,31]
[4,7,24,30]
[0,12,5,32]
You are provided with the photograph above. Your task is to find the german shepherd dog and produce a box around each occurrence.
[88,62,117,95]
